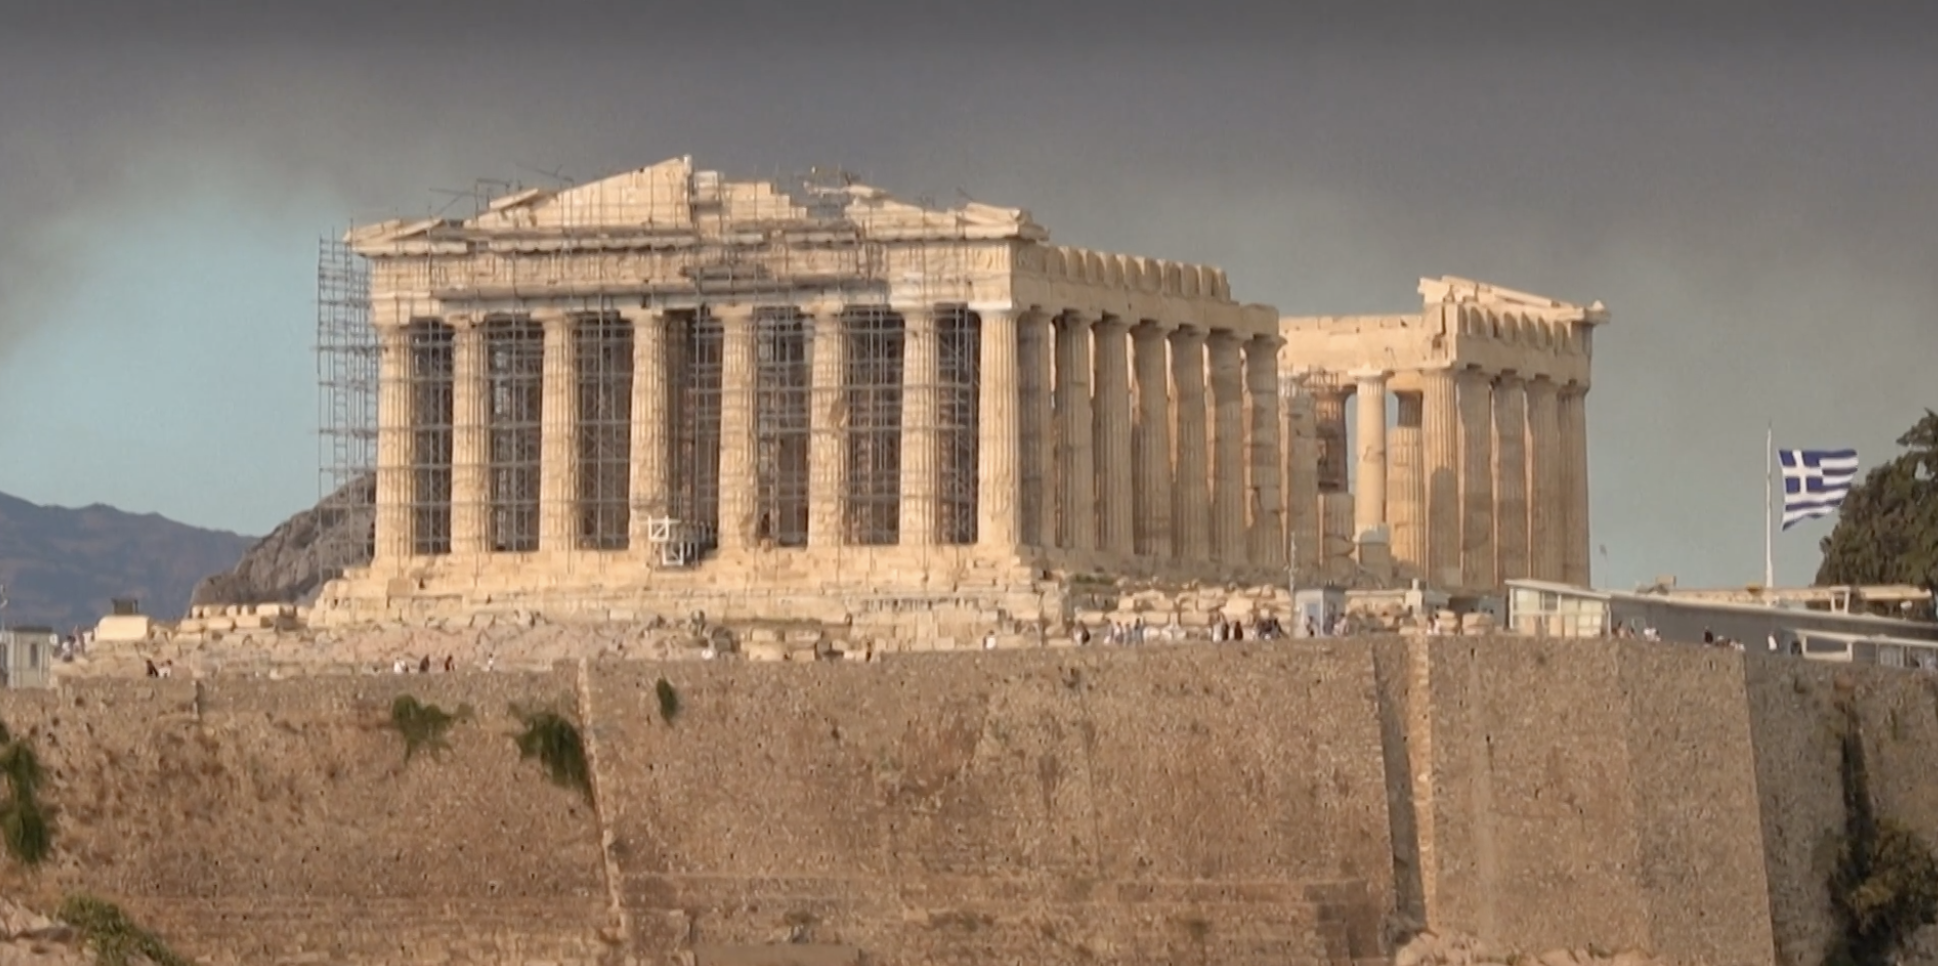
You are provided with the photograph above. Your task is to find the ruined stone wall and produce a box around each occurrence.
[0,643,1396,966]
[8,637,1938,966]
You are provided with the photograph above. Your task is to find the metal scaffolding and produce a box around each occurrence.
[314,237,377,579]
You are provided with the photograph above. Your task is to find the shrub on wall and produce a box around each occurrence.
[388,695,471,762]
[655,677,681,725]
[60,894,194,966]
[510,704,592,803]
[0,722,52,867]
[1823,696,1938,966]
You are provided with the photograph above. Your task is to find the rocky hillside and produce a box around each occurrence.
[190,474,372,609]
[0,491,254,630]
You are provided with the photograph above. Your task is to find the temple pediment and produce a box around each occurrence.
[1418,275,1609,324]
[347,156,1047,251]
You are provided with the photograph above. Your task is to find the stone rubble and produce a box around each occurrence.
[1393,930,1682,966]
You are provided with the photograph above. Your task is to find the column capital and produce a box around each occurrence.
[1093,315,1131,337]
[1131,318,1171,338]
[1167,325,1208,347]
[1055,309,1096,330]
[1494,370,1526,388]
[441,312,480,331]
[533,309,576,330]
[1247,332,1286,351]
[1350,367,1392,386]
[615,305,657,322]
[710,302,758,324]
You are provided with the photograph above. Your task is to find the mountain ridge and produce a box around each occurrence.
[0,489,257,630]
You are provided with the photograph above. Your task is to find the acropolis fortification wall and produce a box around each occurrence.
[0,638,1926,966]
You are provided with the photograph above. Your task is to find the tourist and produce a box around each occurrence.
[443,655,454,672]
[145,659,159,678]
[158,661,173,679]
[982,630,997,650]
[418,655,431,673]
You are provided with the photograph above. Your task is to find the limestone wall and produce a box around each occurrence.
[9,636,1938,966]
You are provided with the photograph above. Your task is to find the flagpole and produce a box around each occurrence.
[1764,423,1775,589]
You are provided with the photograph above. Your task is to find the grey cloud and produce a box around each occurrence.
[1,2,1933,585]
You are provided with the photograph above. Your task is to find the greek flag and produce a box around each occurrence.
[1778,448,1859,530]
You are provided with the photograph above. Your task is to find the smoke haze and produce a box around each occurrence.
[1,1,1933,587]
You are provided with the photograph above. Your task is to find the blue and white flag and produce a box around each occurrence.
[1778,448,1860,530]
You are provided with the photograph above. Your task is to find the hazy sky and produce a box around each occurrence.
[0,3,1931,589]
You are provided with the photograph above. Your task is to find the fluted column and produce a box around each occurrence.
[1131,322,1173,559]
[450,318,489,556]
[1092,318,1135,555]
[807,305,847,548]
[1525,378,1564,581]
[898,307,939,546]
[625,309,668,551]
[977,307,1023,550]
[1421,369,1460,589]
[375,324,414,561]
[716,305,759,552]
[1209,332,1247,564]
[1054,313,1096,551]
[1020,310,1056,550]
[1169,328,1210,561]
[1458,369,1496,591]
[537,313,579,552]
[1354,370,1390,545]
[1245,336,1285,567]
[1390,391,1425,577]
[1285,385,1322,579]
[1560,385,1592,586]
[1492,374,1530,582]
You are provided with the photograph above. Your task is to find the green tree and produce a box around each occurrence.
[1816,410,1938,589]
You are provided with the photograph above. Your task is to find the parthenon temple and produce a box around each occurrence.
[312,157,1604,627]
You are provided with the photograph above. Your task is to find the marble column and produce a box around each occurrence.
[1560,385,1592,586]
[807,305,847,548]
[375,324,414,561]
[1524,378,1564,582]
[1420,369,1461,589]
[1390,391,1425,578]
[1458,369,1496,591]
[1054,313,1097,551]
[538,313,580,553]
[1354,370,1390,545]
[625,310,669,552]
[1092,318,1135,555]
[1285,386,1322,579]
[1245,336,1285,567]
[1209,332,1247,565]
[898,306,938,547]
[716,305,759,552]
[1020,310,1056,550]
[1131,322,1173,559]
[1492,374,1530,582]
[1168,328,1210,562]
[977,308,1023,550]
[450,318,489,556]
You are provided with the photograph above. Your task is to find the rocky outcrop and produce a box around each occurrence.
[190,474,372,610]
[0,894,172,965]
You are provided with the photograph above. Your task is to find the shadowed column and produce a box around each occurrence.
[1285,383,1322,580]
[1132,321,1173,559]
[1421,368,1460,589]
[1493,373,1530,582]
[1020,310,1056,550]
[1458,369,1496,591]
[977,308,1023,551]
[1169,327,1210,562]
[625,309,669,551]
[806,305,847,549]
[716,305,759,552]
[898,306,938,547]
[1055,313,1096,551]
[1561,384,1592,586]
[538,312,580,553]
[1390,390,1425,578]
[1209,331,1248,564]
[1092,318,1135,556]
[1525,377,1563,581]
[1245,335,1285,567]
